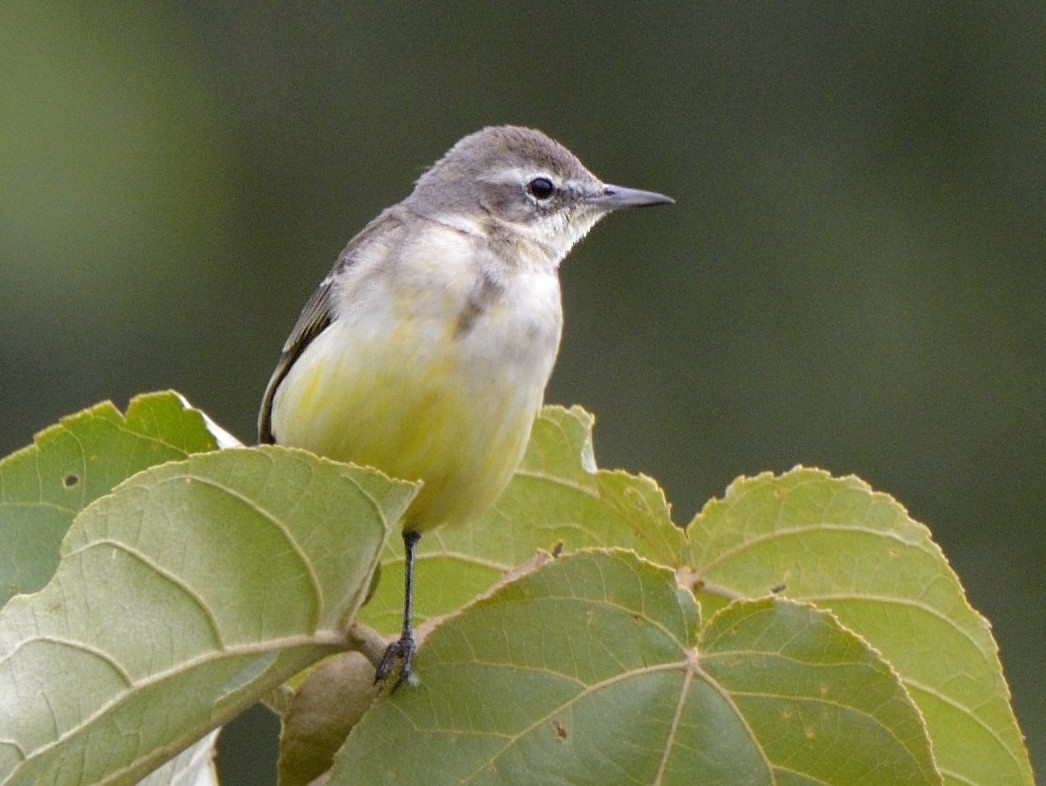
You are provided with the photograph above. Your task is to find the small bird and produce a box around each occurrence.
[259,125,672,686]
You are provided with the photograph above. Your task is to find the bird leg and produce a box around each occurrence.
[374,528,422,688]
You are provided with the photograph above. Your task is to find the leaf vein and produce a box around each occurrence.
[78,538,225,649]
[697,524,935,577]
[184,472,325,625]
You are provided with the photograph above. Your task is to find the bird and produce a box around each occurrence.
[259,125,673,686]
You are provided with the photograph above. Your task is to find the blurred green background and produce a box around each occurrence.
[2,3,1042,782]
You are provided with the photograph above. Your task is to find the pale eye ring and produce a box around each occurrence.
[526,176,556,200]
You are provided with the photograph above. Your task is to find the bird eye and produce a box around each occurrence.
[526,176,556,201]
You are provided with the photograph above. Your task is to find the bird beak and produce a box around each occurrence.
[590,184,675,210]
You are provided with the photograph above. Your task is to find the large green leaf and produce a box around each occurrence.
[0,391,226,604]
[4,398,1028,785]
[359,406,685,633]
[0,446,416,786]
[687,469,1033,786]
[354,409,1031,786]
[333,550,937,785]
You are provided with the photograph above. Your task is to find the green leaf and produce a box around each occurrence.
[686,468,1033,786]
[358,406,685,633]
[332,550,937,785]
[0,446,417,786]
[0,391,225,604]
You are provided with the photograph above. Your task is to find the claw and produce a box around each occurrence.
[374,634,416,689]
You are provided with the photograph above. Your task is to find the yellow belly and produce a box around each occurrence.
[270,309,551,531]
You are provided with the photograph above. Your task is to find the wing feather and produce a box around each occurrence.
[257,209,407,444]
[258,279,334,443]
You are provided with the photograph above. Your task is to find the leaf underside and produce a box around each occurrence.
[334,551,938,786]
[0,400,1031,786]
[0,445,416,786]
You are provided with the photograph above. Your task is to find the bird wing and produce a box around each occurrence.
[257,209,407,444]
[257,277,334,444]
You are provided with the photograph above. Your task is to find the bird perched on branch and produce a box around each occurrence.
[260,125,673,686]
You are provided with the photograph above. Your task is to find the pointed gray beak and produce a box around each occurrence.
[590,183,675,210]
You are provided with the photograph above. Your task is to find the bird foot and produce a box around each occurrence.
[374,634,416,690]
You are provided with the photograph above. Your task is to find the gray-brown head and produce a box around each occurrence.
[405,126,673,263]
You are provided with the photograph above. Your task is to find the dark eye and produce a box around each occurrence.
[527,176,556,200]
